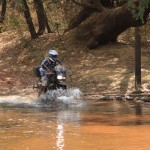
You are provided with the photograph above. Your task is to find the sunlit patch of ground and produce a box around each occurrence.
[0,31,150,96]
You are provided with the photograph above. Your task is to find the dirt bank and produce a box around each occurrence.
[0,31,150,96]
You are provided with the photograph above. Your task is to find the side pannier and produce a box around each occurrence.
[33,66,41,77]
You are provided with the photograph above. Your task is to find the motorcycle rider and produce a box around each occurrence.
[39,49,61,93]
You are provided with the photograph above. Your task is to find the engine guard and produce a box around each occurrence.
[58,80,67,85]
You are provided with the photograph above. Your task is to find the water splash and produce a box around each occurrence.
[0,95,37,107]
[0,88,84,108]
[37,88,84,107]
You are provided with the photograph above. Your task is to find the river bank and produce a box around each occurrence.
[0,32,150,96]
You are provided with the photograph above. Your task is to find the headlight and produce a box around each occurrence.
[57,75,66,80]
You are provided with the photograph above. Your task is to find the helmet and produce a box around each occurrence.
[48,50,58,56]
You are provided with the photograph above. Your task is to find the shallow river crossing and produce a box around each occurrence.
[0,88,150,150]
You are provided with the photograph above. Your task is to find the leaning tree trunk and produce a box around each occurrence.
[22,0,38,39]
[64,7,95,33]
[64,0,106,33]
[70,3,150,49]
[0,0,7,23]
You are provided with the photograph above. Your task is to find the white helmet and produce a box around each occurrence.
[48,49,58,56]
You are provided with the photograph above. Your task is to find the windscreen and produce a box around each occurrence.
[55,65,67,76]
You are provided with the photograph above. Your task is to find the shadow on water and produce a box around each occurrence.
[82,100,150,126]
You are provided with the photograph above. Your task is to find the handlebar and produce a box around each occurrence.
[45,71,54,75]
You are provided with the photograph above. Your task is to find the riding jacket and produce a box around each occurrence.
[40,57,61,75]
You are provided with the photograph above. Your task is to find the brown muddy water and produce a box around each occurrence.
[0,89,150,150]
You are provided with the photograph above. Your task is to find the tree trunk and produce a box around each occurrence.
[45,15,52,33]
[0,0,7,23]
[65,0,120,33]
[22,0,37,39]
[70,3,150,49]
[134,27,141,91]
[64,7,95,33]
[33,0,52,35]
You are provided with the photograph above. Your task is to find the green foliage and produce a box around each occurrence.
[119,0,150,22]
[129,0,149,22]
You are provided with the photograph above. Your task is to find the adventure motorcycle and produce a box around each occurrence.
[33,64,67,96]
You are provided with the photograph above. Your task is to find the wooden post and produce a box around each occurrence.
[134,27,141,91]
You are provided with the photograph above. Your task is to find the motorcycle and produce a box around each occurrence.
[33,64,67,96]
